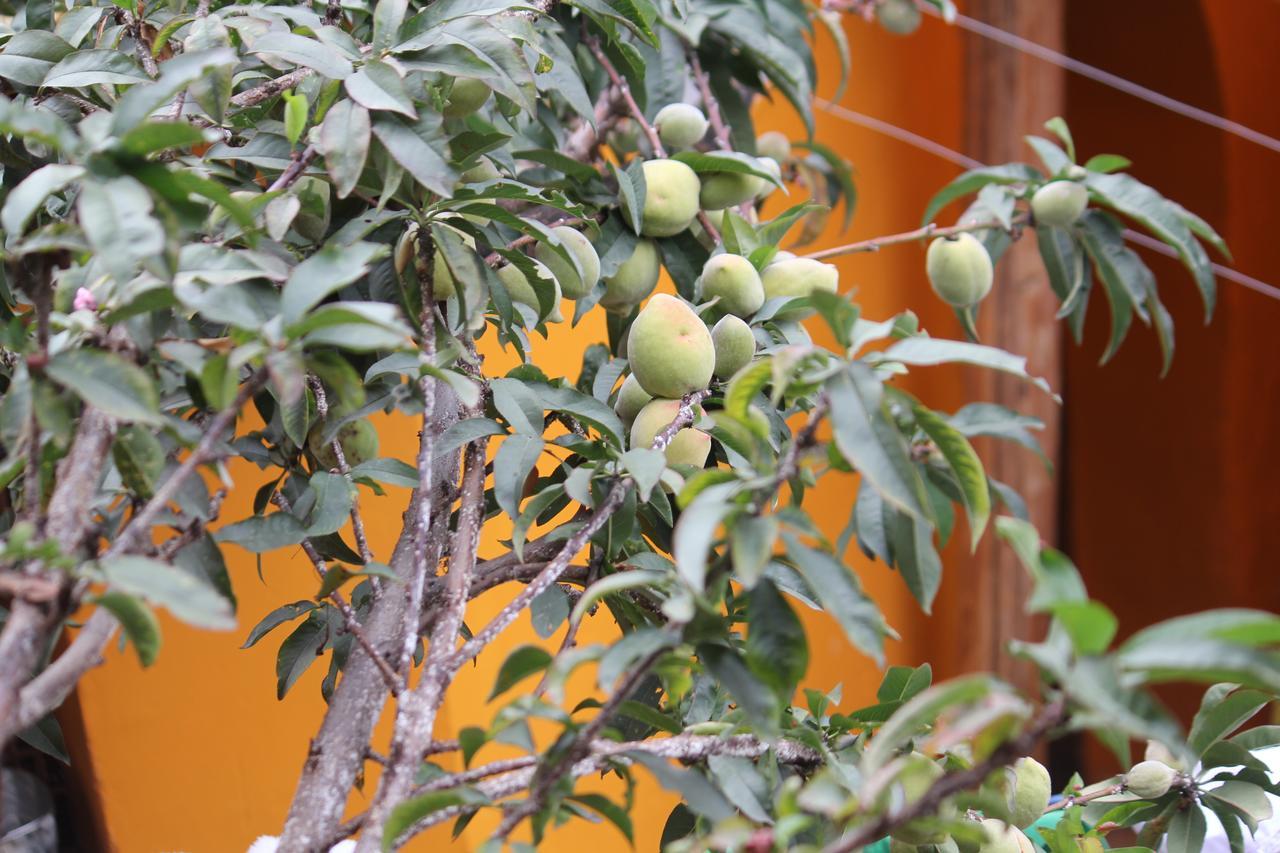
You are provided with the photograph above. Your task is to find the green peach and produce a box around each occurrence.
[443,77,490,118]
[1030,180,1088,228]
[1008,757,1051,829]
[627,293,715,398]
[761,256,839,300]
[711,314,756,378]
[1125,760,1177,799]
[654,103,709,150]
[756,131,791,163]
[458,158,500,184]
[497,259,563,322]
[308,419,379,470]
[977,820,1033,853]
[613,373,653,425]
[754,157,782,200]
[626,159,702,237]
[533,225,600,299]
[699,171,764,211]
[926,232,993,307]
[878,0,922,35]
[601,239,662,312]
[394,224,477,301]
[700,253,764,317]
[629,398,711,468]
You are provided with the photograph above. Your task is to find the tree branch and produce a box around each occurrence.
[230,69,312,108]
[802,216,1024,262]
[688,49,732,151]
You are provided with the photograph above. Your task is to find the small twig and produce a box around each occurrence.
[586,37,666,158]
[306,377,376,571]
[688,50,732,151]
[271,493,401,696]
[123,10,160,78]
[268,145,319,193]
[802,216,1024,262]
[230,69,313,108]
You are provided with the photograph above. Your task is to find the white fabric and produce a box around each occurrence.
[1159,746,1280,852]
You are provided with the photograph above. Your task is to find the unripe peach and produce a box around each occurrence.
[654,103,708,150]
[756,131,791,163]
[878,0,922,35]
[533,226,600,299]
[308,419,378,470]
[976,819,1033,853]
[601,239,662,312]
[613,373,653,425]
[443,77,490,118]
[394,225,475,301]
[458,158,500,184]
[926,232,993,307]
[699,171,764,211]
[629,398,711,469]
[1030,180,1089,228]
[754,157,782,200]
[711,315,755,378]
[625,159,701,237]
[761,256,839,300]
[496,260,563,322]
[700,253,764,317]
[1007,757,1051,829]
[627,294,714,398]
[1125,760,1177,799]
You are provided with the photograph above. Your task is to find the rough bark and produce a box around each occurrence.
[278,385,460,852]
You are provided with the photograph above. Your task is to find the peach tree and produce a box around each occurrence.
[0,0,1273,850]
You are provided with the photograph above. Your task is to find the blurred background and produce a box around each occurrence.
[6,1,1279,849]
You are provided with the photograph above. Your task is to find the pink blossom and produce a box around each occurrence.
[73,287,97,311]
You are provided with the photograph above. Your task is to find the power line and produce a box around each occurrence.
[812,98,1280,303]
[922,5,1280,157]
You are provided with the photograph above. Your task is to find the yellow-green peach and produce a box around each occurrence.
[654,103,709,150]
[711,314,756,378]
[629,398,711,468]
[926,232,994,307]
[533,226,600,299]
[627,293,715,397]
[626,159,702,237]
[601,239,662,311]
[700,253,765,317]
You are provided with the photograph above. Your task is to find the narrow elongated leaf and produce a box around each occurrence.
[914,403,990,549]
[93,592,161,667]
[319,100,371,199]
[1,163,83,234]
[922,164,1042,225]
[281,241,386,322]
[880,338,1057,399]
[493,434,543,520]
[489,644,552,699]
[251,32,353,79]
[784,534,886,663]
[372,114,456,196]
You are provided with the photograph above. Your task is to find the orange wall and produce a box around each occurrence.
[66,13,992,853]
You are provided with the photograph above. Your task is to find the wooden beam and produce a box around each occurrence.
[950,0,1066,690]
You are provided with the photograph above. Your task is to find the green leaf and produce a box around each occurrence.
[76,176,166,285]
[384,788,489,852]
[622,448,665,502]
[1189,688,1270,757]
[275,611,327,699]
[914,403,990,549]
[1,163,83,235]
[566,794,634,844]
[318,100,371,199]
[1083,153,1131,174]
[745,580,808,694]
[1122,609,1280,651]
[215,513,308,553]
[1207,781,1273,827]
[111,48,236,132]
[922,164,1042,225]
[43,48,147,87]
[117,121,209,156]
[345,61,417,117]
[306,471,354,536]
[672,483,736,592]
[1043,117,1076,162]
[1085,171,1216,317]
[731,514,777,589]
[493,434,543,520]
[45,349,162,425]
[17,715,68,764]
[489,644,552,699]
[0,31,74,87]
[827,364,928,520]
[100,555,235,630]
[629,752,735,822]
[283,89,308,145]
[1117,638,1280,693]
[1079,210,1151,363]
[243,600,317,648]
[251,32,353,80]
[93,592,161,667]
[784,533,887,664]
[1053,600,1118,655]
[372,113,456,196]
[1164,802,1207,853]
[281,241,387,323]
[530,586,569,639]
[698,643,778,729]
[372,0,410,51]
[112,424,166,498]
[570,570,667,624]
[880,337,1058,400]
[863,675,997,771]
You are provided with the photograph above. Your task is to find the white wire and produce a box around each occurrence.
[813,98,1280,302]
[921,5,1280,157]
